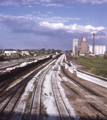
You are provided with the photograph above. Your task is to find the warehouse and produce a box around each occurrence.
[89,44,106,55]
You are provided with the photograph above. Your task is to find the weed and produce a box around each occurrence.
[24,91,33,113]
[33,74,39,85]
[41,103,48,117]
[77,111,80,114]
[44,93,48,96]
[49,92,52,96]
[33,78,38,85]
[33,71,44,85]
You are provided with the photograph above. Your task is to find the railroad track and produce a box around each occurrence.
[0,63,42,88]
[61,81,107,119]
[0,59,52,120]
[0,57,51,89]
[62,66,104,97]
[0,66,36,91]
[0,80,27,120]
[61,66,107,119]
[28,64,53,120]
[53,54,107,119]
[0,58,52,95]
[51,66,72,120]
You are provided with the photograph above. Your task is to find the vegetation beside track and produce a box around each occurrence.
[41,103,48,117]
[24,91,33,112]
[76,56,107,78]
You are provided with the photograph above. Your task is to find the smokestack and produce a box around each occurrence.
[93,33,95,54]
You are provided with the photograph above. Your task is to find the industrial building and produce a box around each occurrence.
[72,34,106,57]
[72,39,78,56]
[79,36,88,56]
[89,45,106,56]
[89,34,106,56]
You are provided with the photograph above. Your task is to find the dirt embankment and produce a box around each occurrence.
[59,67,107,120]
[66,54,90,72]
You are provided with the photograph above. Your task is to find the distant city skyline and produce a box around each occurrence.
[0,0,107,50]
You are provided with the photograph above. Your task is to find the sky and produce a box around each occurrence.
[0,0,107,50]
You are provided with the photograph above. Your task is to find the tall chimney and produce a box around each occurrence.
[93,33,95,54]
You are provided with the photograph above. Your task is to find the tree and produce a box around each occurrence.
[0,55,4,61]
[56,49,61,53]
[40,48,45,53]
[47,49,51,54]
[52,49,56,53]
[104,51,107,59]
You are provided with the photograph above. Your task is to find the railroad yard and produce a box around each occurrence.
[0,54,107,120]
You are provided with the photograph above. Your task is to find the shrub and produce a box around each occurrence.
[104,54,107,59]
[0,55,4,61]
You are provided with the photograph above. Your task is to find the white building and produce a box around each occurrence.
[89,45,106,55]
[21,51,30,56]
[4,51,17,56]
[73,39,78,56]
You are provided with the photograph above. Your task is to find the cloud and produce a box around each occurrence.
[0,13,107,50]
[28,5,32,7]
[47,12,53,14]
[91,0,107,5]
[43,17,81,23]
[67,6,73,9]
[0,0,107,6]
[40,22,106,35]
[37,12,48,17]
[0,0,39,6]
[21,14,81,23]
[42,3,63,7]
[0,14,106,42]
[45,0,107,5]
[32,11,36,14]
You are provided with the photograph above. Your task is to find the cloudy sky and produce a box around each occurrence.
[0,0,107,50]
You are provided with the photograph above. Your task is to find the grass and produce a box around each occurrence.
[33,71,44,85]
[37,53,47,56]
[33,77,38,85]
[24,91,33,113]
[23,70,44,116]
[76,56,107,78]
[41,103,48,117]
[49,92,52,96]
[8,59,11,62]
[44,93,48,96]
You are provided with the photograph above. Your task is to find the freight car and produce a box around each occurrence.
[0,56,51,83]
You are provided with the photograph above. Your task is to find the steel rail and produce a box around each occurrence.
[29,65,52,120]
[0,59,52,99]
[61,67,107,119]
[0,59,52,120]
[51,68,72,120]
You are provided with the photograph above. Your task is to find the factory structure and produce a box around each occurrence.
[72,34,106,56]
[89,45,106,56]
[72,39,79,56]
[79,36,88,56]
